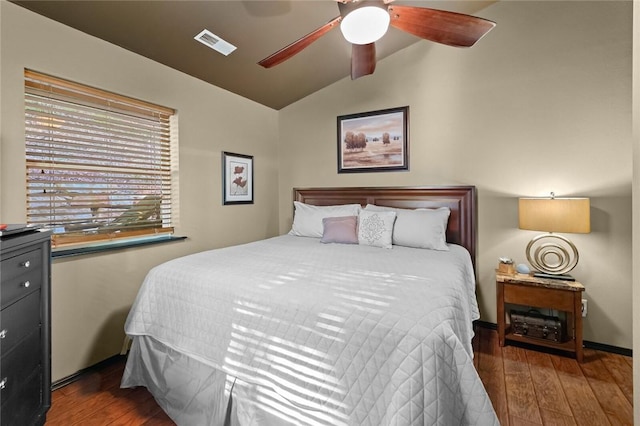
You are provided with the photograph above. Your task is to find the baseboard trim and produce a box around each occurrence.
[474,320,496,330]
[583,340,633,357]
[473,320,632,357]
[51,354,127,391]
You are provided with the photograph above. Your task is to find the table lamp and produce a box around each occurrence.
[518,193,590,281]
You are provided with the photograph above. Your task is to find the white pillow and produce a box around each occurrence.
[365,204,450,251]
[358,210,396,249]
[289,202,362,238]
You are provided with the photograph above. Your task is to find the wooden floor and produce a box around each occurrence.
[473,327,633,426]
[45,328,633,425]
[45,358,175,426]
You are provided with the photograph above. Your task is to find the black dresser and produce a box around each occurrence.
[0,228,52,425]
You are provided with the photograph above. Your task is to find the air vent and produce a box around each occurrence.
[194,29,237,56]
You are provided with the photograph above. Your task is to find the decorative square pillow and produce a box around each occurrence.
[358,210,396,249]
[320,216,359,244]
[289,202,362,238]
[365,204,451,251]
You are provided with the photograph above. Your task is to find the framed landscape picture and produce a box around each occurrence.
[222,151,253,205]
[337,106,409,173]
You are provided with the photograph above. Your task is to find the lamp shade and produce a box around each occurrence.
[518,197,590,234]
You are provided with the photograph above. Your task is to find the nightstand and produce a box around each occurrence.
[496,272,585,362]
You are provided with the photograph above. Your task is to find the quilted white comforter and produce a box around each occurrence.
[124,235,497,425]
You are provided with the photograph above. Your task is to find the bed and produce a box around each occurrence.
[121,186,498,425]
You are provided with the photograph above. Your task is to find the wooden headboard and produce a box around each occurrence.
[293,186,477,267]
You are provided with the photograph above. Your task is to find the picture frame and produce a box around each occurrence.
[337,106,409,173]
[222,151,253,205]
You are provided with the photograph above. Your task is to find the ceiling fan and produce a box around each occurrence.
[258,0,496,80]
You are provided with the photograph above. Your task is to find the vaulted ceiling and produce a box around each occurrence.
[13,1,494,110]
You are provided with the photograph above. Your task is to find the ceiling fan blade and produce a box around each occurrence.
[351,43,376,80]
[258,16,341,68]
[388,5,496,48]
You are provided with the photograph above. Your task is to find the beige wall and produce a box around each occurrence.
[278,1,633,349]
[0,2,280,381]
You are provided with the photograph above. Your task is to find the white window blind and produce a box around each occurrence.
[25,69,176,249]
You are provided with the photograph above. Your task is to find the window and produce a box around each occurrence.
[25,70,177,250]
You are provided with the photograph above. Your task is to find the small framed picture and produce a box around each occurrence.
[337,106,409,173]
[222,151,253,205]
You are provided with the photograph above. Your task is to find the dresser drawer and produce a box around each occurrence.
[0,247,42,281]
[0,329,41,405]
[0,291,41,356]
[0,368,42,426]
[1,266,42,310]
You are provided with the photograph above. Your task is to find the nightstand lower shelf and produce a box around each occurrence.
[503,327,579,353]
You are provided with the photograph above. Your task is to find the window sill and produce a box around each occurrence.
[51,235,187,259]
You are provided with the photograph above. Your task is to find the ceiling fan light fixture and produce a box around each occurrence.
[340,5,390,45]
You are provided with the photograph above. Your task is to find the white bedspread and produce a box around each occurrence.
[124,235,497,425]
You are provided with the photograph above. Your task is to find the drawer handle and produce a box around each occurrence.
[21,260,31,268]
[0,329,6,339]
[0,378,7,390]
[22,281,31,288]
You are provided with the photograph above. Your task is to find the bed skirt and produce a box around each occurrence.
[122,336,310,426]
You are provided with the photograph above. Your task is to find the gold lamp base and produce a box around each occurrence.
[532,271,576,282]
[525,233,579,280]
